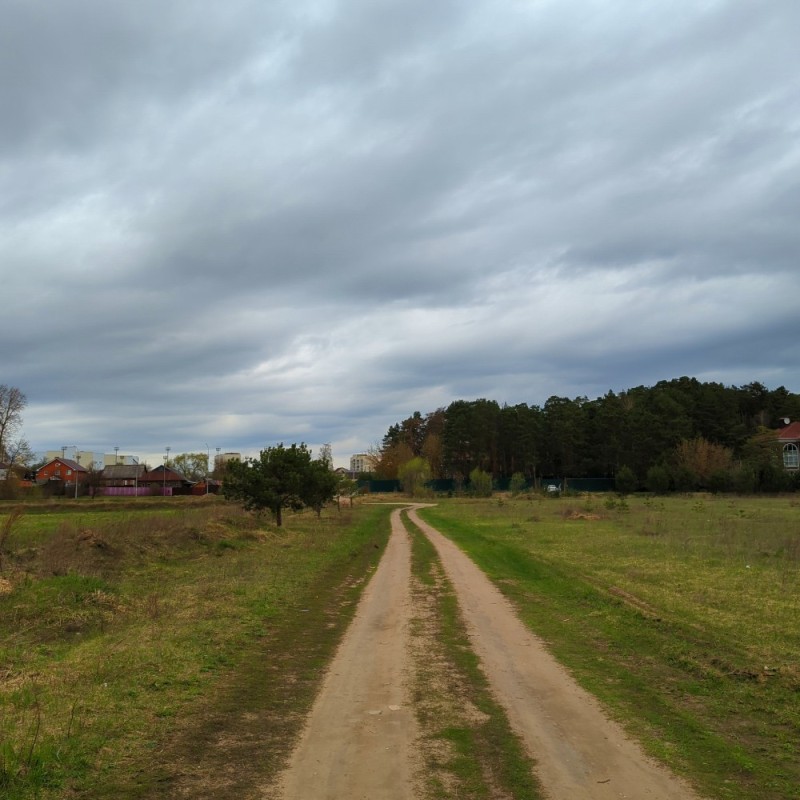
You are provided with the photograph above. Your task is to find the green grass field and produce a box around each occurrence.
[2,493,799,799]
[418,493,800,800]
[0,498,393,799]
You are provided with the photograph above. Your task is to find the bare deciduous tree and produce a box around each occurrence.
[4,437,34,469]
[0,385,27,463]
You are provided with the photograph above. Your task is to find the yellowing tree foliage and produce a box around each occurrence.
[673,437,733,487]
[398,457,431,497]
[375,441,414,479]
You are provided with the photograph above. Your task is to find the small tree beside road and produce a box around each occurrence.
[303,458,339,517]
[223,443,337,525]
[336,474,360,508]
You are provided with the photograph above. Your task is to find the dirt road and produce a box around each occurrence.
[269,507,418,800]
[268,504,702,799]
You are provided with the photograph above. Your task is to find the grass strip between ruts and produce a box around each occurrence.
[404,509,543,800]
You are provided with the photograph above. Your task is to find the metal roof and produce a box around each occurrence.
[777,421,800,441]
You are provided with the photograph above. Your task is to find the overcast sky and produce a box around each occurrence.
[2,0,799,468]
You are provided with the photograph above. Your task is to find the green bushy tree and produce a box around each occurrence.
[302,458,339,517]
[509,472,527,496]
[398,457,432,497]
[615,465,637,495]
[224,443,312,526]
[469,467,493,497]
[336,474,360,508]
[645,464,670,494]
[708,469,733,493]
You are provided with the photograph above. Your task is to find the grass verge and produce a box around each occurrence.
[404,510,543,799]
[418,495,800,800]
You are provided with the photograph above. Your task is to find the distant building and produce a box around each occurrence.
[350,453,377,474]
[46,449,99,469]
[46,448,76,463]
[777,421,800,471]
[214,452,241,469]
[103,453,139,467]
[138,464,193,495]
[101,464,146,487]
[46,450,137,471]
[36,458,89,486]
[192,479,222,495]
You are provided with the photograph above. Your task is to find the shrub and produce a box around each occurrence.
[708,469,733,494]
[509,472,527,496]
[398,457,432,497]
[615,465,637,495]
[671,465,696,492]
[469,468,493,498]
[673,437,733,488]
[757,463,793,493]
[645,465,670,494]
[731,463,757,494]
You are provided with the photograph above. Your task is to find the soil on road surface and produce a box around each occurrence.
[266,504,703,799]
[267,507,418,800]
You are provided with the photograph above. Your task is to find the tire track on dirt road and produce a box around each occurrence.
[268,504,704,799]
[407,505,703,800]
[267,507,417,800]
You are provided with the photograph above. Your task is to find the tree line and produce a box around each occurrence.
[373,378,800,492]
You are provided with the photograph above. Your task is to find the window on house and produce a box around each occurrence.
[783,443,799,469]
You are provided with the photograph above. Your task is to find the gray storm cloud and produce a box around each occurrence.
[2,0,798,464]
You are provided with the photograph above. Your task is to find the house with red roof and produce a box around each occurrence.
[138,464,194,495]
[35,457,89,486]
[777,421,800,471]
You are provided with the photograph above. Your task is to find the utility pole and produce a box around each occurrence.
[164,446,171,495]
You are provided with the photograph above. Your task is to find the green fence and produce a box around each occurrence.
[360,477,615,494]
